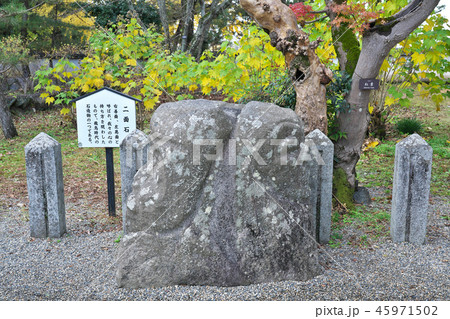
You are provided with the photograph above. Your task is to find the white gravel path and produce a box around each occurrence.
[0,193,448,301]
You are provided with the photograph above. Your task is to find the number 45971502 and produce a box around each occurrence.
[375,306,438,316]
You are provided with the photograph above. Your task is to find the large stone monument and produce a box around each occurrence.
[116,100,322,287]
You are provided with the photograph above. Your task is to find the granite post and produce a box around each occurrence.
[25,132,66,238]
[391,133,433,245]
[306,129,334,244]
[120,129,149,233]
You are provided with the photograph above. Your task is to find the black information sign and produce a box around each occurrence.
[359,79,380,90]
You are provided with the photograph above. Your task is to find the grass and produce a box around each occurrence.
[1,89,448,240]
[0,109,123,230]
[330,207,391,247]
[357,92,450,197]
[333,91,450,247]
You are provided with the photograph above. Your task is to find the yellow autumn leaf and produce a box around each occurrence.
[93,78,104,88]
[380,59,390,72]
[140,88,147,95]
[419,64,428,71]
[201,77,210,87]
[45,97,55,104]
[418,72,427,79]
[89,68,103,78]
[249,37,261,47]
[40,92,49,98]
[423,19,434,32]
[189,84,198,92]
[82,84,90,92]
[385,96,396,106]
[60,108,70,115]
[112,80,121,87]
[202,86,212,95]
[368,104,374,114]
[125,58,137,66]
[144,97,159,110]
[426,51,441,65]
[104,74,113,82]
[411,52,426,65]
[363,141,379,151]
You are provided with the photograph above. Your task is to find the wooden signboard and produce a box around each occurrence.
[70,87,141,216]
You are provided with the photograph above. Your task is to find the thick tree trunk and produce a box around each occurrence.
[334,0,440,188]
[240,0,332,134]
[0,95,18,139]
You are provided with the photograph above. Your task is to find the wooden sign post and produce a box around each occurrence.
[70,87,141,216]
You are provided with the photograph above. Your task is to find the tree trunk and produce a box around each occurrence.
[156,0,172,52]
[51,3,59,49]
[189,0,233,59]
[0,95,18,139]
[240,0,332,134]
[181,0,195,52]
[334,0,440,188]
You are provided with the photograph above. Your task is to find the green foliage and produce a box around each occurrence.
[34,20,286,124]
[85,0,160,28]
[326,70,351,141]
[239,71,296,110]
[395,118,422,135]
[369,12,449,136]
[0,35,31,66]
[0,1,91,54]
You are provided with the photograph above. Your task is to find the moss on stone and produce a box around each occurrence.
[332,24,360,77]
[333,167,355,211]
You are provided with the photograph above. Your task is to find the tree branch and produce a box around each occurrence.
[0,2,44,19]
[368,0,439,41]
[304,15,328,24]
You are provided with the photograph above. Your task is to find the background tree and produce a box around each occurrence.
[156,0,236,58]
[240,0,332,134]
[0,35,32,138]
[325,0,440,194]
[244,0,441,206]
[84,0,161,29]
[0,0,92,55]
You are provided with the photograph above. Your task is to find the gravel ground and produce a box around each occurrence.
[0,191,448,301]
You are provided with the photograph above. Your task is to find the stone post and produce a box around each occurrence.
[391,133,432,245]
[25,133,66,238]
[120,130,149,233]
[306,129,334,244]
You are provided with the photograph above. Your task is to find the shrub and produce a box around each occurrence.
[395,118,422,134]
[238,71,296,110]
